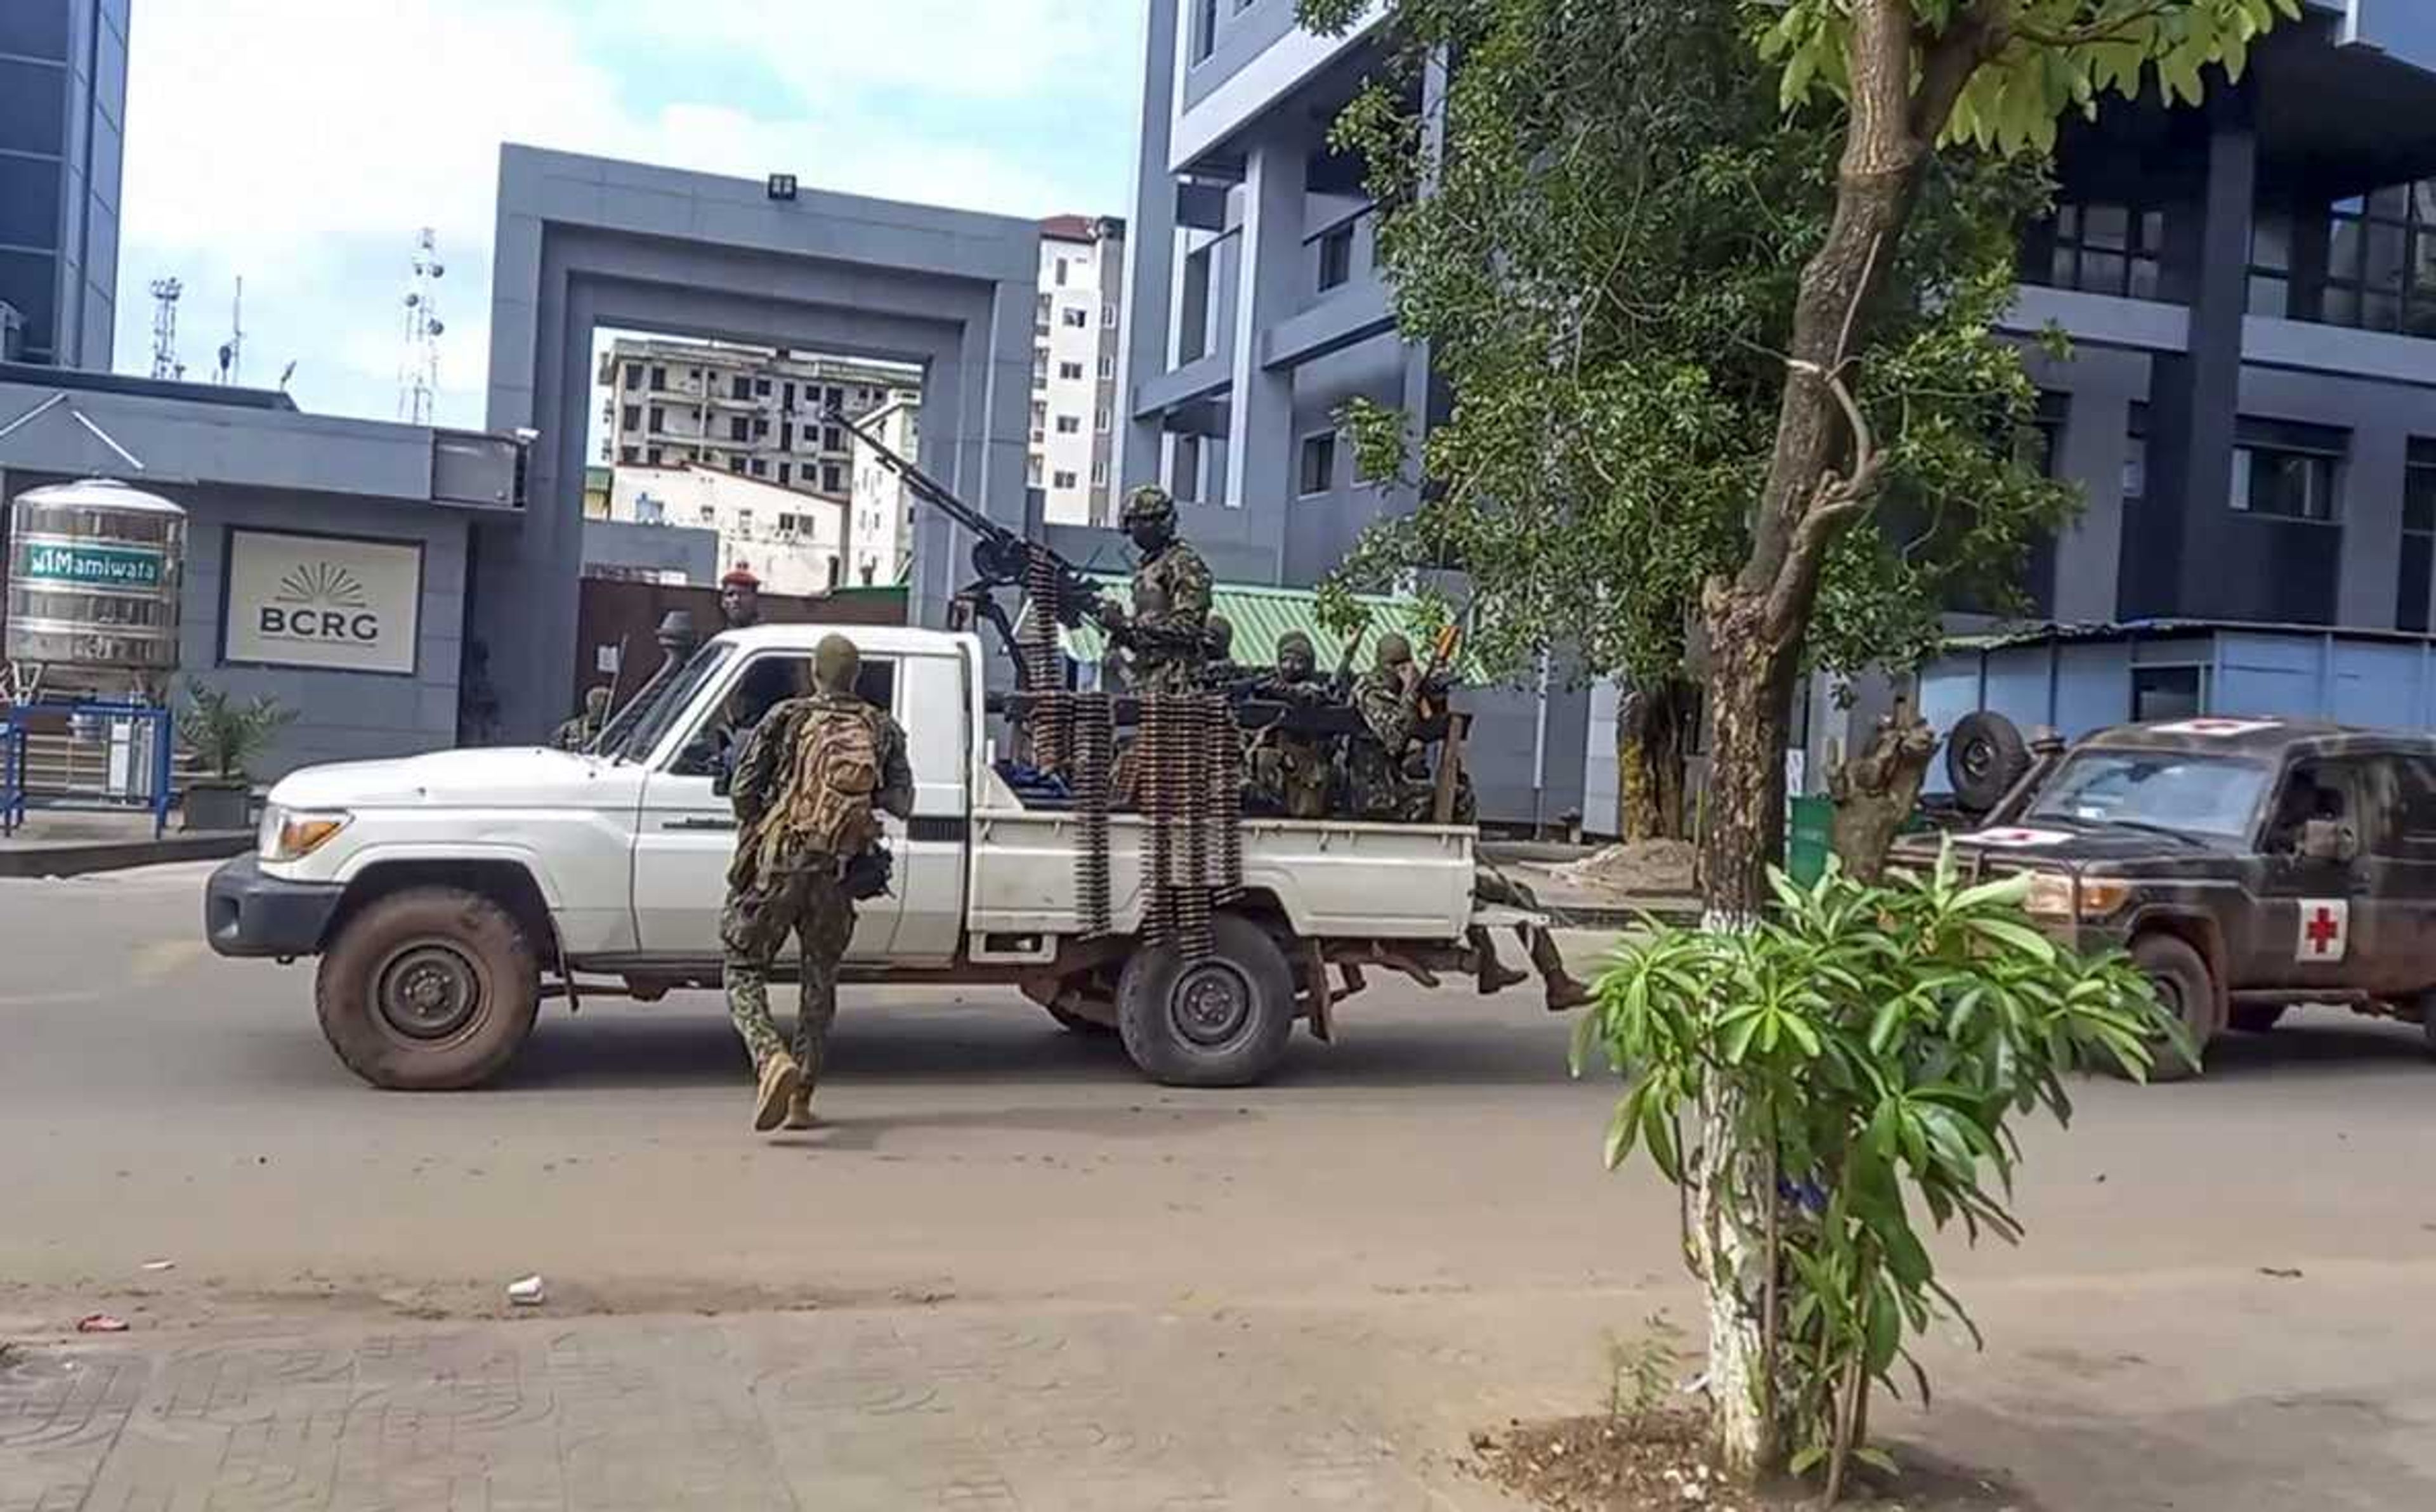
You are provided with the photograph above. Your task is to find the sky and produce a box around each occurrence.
[108,0,1144,429]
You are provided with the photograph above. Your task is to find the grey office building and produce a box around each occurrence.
[0,0,126,368]
[1119,1,2436,816]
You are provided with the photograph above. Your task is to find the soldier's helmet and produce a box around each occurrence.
[1121,485,1177,529]
[1276,630,1314,660]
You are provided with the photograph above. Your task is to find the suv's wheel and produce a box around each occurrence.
[316,887,540,1090]
[2126,933,2213,1083]
[1116,915,1296,1087]
[1948,711,2032,814]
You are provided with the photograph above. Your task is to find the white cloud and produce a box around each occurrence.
[113,0,1139,425]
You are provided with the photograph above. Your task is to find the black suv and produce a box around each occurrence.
[1892,717,2436,1078]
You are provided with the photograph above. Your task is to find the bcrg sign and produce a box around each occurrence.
[223,529,422,674]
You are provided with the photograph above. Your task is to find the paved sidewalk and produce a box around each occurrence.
[4,1300,1527,1512]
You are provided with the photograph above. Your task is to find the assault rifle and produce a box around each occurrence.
[824,406,1105,687]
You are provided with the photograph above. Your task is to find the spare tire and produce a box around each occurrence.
[1948,711,2032,814]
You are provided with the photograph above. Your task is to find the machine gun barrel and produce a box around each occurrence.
[823,405,1103,630]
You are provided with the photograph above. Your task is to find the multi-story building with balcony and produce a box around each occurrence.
[848,396,920,587]
[595,338,919,502]
[0,0,127,368]
[1031,215,1126,526]
[1116,1,2436,826]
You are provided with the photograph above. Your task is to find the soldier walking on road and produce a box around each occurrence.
[722,634,913,1132]
[1089,486,1212,695]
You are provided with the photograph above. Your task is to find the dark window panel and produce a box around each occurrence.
[0,3,72,58]
[0,157,63,249]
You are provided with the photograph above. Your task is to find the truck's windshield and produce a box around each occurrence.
[2026,750,2270,841]
[601,643,735,765]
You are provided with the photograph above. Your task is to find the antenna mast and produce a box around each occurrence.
[147,277,183,381]
[213,276,244,385]
[398,227,446,424]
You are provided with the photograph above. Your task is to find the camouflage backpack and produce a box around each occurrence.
[767,701,884,866]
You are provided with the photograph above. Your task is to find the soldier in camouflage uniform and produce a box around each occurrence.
[551,685,612,752]
[1349,635,1590,1010]
[1090,486,1212,695]
[1242,630,1338,819]
[1201,613,1247,691]
[722,634,914,1131]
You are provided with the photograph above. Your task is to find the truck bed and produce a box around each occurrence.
[967,807,1478,942]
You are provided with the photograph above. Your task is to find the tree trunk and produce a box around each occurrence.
[1618,681,1694,842]
[1827,704,1937,883]
[1698,589,1797,923]
[1693,1083,1785,1480]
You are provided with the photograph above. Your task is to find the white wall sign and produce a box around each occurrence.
[223,530,423,674]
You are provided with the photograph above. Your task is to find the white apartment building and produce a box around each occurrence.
[1031,215,1127,525]
[597,338,919,500]
[848,398,920,587]
[606,463,847,597]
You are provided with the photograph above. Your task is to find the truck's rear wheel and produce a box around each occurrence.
[2125,933,2211,1083]
[1116,915,1295,1088]
[316,887,540,1090]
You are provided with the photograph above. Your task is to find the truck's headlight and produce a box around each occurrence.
[2022,873,2130,920]
[261,808,350,862]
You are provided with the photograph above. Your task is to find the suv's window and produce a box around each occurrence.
[2368,755,2436,860]
[601,643,733,764]
[2027,750,2269,840]
[2265,756,2383,857]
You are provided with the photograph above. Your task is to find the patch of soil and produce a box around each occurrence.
[1556,840,1698,897]
[1470,1411,2031,1511]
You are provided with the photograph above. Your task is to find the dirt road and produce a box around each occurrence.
[4,862,2435,1508]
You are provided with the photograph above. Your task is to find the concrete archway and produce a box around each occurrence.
[481,146,1038,739]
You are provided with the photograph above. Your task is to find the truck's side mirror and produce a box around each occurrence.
[2298,818,2358,864]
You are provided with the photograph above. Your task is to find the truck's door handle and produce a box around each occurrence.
[662,817,737,831]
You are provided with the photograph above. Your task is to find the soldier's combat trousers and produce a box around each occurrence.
[721,863,855,1088]
[1470,863,1588,1006]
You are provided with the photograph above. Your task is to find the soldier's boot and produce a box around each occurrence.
[1468,925,1529,994]
[781,1086,817,1131]
[1524,926,1594,1012]
[753,1052,803,1132]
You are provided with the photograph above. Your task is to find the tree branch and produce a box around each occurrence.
[2012,0,2174,49]
[1765,360,1884,641]
[1909,0,2014,143]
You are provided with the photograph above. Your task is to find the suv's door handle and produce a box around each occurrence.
[662,816,737,831]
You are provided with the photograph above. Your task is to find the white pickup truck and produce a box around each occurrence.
[205,624,1523,1091]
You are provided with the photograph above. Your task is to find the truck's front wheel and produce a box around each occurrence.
[317,887,540,1090]
[1116,915,1295,1088]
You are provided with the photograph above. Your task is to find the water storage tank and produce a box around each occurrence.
[4,478,187,695]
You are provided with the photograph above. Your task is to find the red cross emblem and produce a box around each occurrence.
[2296,899,2347,963]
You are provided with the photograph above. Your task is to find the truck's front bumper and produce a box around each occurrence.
[204,854,344,959]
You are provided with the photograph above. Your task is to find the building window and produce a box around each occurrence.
[650,365,668,389]
[1037,292,1054,328]
[2230,419,2345,523]
[623,366,642,391]
[1173,434,1203,502]
[1056,415,1082,434]
[1103,303,1118,326]
[823,426,842,451]
[1053,470,1078,489]
[1059,360,1084,381]
[2132,666,2205,724]
[2123,402,2149,505]
[1099,355,1116,379]
[698,504,715,523]
[1055,257,1070,287]
[621,405,640,430]
[753,417,769,438]
[1299,433,1337,496]
[2402,440,2436,632]
[729,457,747,475]
[1092,460,1108,486]
[647,446,663,465]
[2318,181,2436,336]
[750,460,766,478]
[755,378,771,397]
[1192,0,1217,61]
[738,509,754,533]
[648,405,665,430]
[730,416,751,441]
[1318,224,1355,291]
[2041,202,2166,300]
[1096,407,1111,433]
[778,461,791,486]
[783,381,796,410]
[731,375,751,400]
[822,462,844,493]
[1027,455,1044,485]
[1062,307,1089,328]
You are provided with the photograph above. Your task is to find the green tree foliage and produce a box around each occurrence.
[1303,3,2076,696]
[1579,855,2187,1499]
